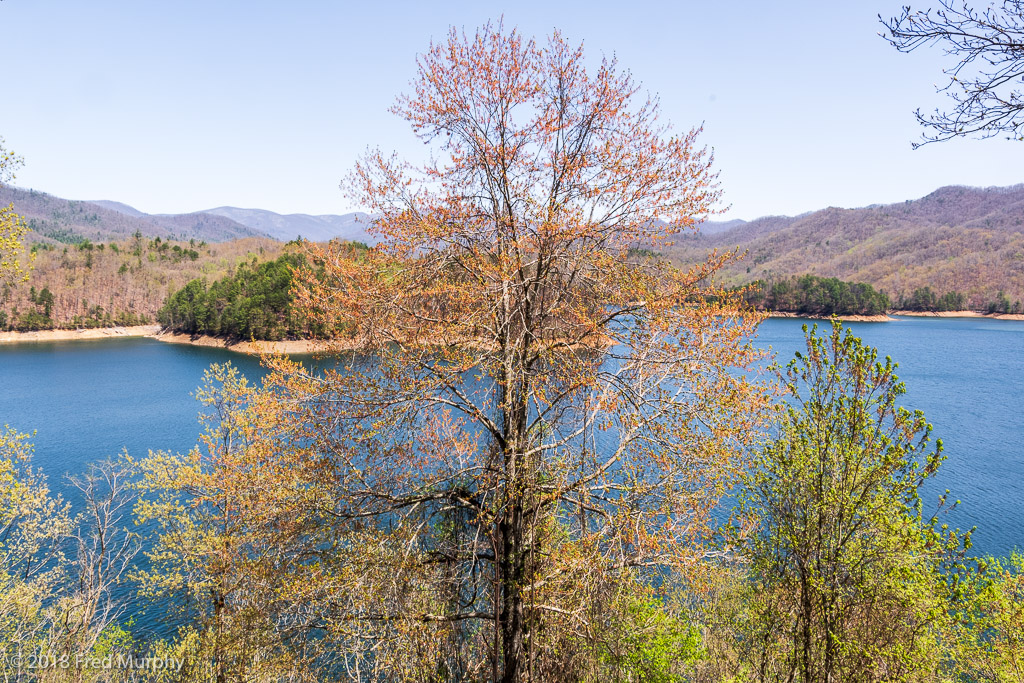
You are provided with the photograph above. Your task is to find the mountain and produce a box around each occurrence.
[1,235,286,331]
[669,185,1024,309]
[4,187,269,243]
[10,182,1024,309]
[201,206,375,243]
[701,218,749,235]
[7,187,375,245]
[88,200,148,217]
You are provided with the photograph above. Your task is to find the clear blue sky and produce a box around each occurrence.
[2,0,1020,220]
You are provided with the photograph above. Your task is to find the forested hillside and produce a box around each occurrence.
[6,182,1024,331]
[1,186,268,243]
[3,185,376,245]
[157,242,368,340]
[0,234,285,331]
[670,185,1024,309]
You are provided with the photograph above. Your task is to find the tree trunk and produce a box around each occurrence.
[499,501,526,683]
[800,569,812,683]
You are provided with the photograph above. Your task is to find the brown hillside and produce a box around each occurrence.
[1,186,269,243]
[666,185,1024,309]
[0,235,285,330]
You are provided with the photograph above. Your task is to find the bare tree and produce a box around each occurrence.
[62,459,141,655]
[881,1,1024,145]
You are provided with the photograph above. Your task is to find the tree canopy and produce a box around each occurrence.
[882,1,1024,144]
[744,275,891,316]
[0,137,32,285]
[139,22,773,681]
[159,251,316,340]
[736,321,968,680]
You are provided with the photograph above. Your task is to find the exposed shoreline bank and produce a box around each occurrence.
[0,325,339,353]
[1,310,1021,351]
[767,312,893,322]
[767,310,1024,322]
[0,325,163,344]
[151,331,344,355]
[890,310,1024,320]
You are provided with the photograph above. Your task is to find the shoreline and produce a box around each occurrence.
[890,310,1024,320]
[152,330,613,355]
[767,312,894,322]
[2,310,1022,350]
[151,331,345,355]
[767,310,1024,322]
[0,325,162,344]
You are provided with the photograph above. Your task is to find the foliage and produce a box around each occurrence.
[952,553,1024,681]
[731,321,970,682]
[158,250,331,340]
[8,16,1024,681]
[898,286,968,312]
[663,185,1024,310]
[138,23,773,682]
[881,1,1024,145]
[0,429,152,681]
[986,290,1023,314]
[0,234,283,332]
[296,22,769,681]
[134,364,313,681]
[0,427,72,669]
[34,225,91,245]
[590,585,704,682]
[744,275,891,316]
[0,137,33,286]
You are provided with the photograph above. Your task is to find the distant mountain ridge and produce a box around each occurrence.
[201,206,374,243]
[8,183,1024,308]
[89,200,147,218]
[3,187,269,243]
[3,187,375,245]
[667,184,1024,309]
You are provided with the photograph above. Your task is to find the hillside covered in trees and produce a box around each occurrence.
[670,185,1024,310]
[5,182,1024,334]
[1,186,269,243]
[0,233,284,331]
[157,242,369,340]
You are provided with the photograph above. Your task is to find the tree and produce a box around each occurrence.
[0,430,143,681]
[140,22,771,682]
[201,22,774,682]
[735,321,968,681]
[881,1,1024,145]
[37,287,54,318]
[135,364,306,682]
[0,137,32,285]
[744,275,890,316]
[952,553,1024,681]
[0,427,74,674]
[158,251,328,340]
[62,459,141,662]
[0,426,153,679]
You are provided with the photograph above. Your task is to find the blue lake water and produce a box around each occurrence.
[0,316,1021,558]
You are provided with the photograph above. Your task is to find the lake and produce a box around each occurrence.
[0,315,1021,557]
